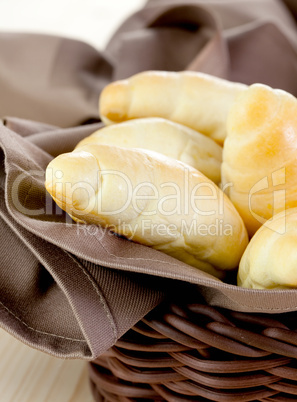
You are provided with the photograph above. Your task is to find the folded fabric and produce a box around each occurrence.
[1,0,297,360]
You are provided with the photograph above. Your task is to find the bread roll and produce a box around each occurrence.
[76,117,222,184]
[99,71,247,144]
[238,208,297,289]
[222,83,297,237]
[45,144,248,278]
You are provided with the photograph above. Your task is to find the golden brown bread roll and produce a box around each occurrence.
[238,208,297,289]
[45,144,248,278]
[99,71,247,144]
[76,117,222,184]
[221,83,297,237]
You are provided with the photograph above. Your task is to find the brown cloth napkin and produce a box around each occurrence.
[1,0,297,360]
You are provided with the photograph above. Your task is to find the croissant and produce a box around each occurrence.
[222,83,297,236]
[238,208,297,289]
[76,117,222,184]
[99,71,247,144]
[45,144,248,278]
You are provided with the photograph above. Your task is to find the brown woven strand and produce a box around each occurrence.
[89,296,297,401]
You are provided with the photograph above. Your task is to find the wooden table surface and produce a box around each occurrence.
[0,329,93,402]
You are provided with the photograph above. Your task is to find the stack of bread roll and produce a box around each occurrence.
[45,70,297,288]
[223,84,297,289]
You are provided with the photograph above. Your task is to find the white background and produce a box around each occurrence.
[0,0,146,50]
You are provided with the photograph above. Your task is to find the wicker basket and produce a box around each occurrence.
[88,286,297,402]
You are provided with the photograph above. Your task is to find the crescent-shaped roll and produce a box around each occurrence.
[75,117,222,184]
[221,83,297,237]
[99,71,247,144]
[238,208,297,289]
[45,144,248,278]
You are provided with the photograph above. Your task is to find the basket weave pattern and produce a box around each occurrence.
[89,296,297,401]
